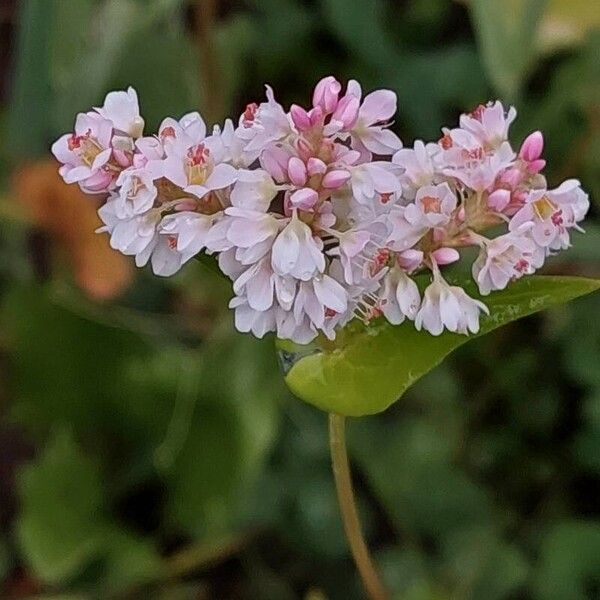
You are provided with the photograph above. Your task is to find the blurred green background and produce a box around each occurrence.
[0,0,599,598]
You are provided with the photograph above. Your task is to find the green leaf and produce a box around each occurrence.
[533,521,600,600]
[282,276,600,416]
[469,0,547,100]
[6,0,54,159]
[16,429,108,584]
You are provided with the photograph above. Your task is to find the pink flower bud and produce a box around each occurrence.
[322,169,351,189]
[488,188,511,212]
[519,131,544,162]
[308,106,324,126]
[397,249,423,272]
[288,156,307,186]
[512,190,528,205]
[499,167,523,189]
[290,187,319,210]
[431,247,460,265]
[290,104,311,131]
[261,146,290,183]
[307,157,327,176]
[527,159,546,174]
[113,149,132,168]
[332,94,360,129]
[296,137,314,162]
[312,75,341,114]
[457,205,466,223]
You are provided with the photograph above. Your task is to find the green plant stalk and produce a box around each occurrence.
[329,413,389,600]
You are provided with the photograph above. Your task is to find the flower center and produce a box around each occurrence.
[439,133,453,149]
[532,195,558,221]
[421,195,442,214]
[242,103,258,128]
[70,130,103,167]
[186,144,211,185]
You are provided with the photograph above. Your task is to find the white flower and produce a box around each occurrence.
[98,199,161,259]
[392,140,441,199]
[271,211,325,280]
[509,179,589,251]
[440,129,515,192]
[237,85,293,153]
[415,270,488,336]
[159,211,218,263]
[114,168,157,219]
[379,267,421,324]
[472,226,542,295]
[225,206,282,264]
[350,161,401,205]
[345,80,403,155]
[233,256,275,312]
[230,169,278,212]
[96,87,145,138]
[230,297,277,339]
[459,101,516,150]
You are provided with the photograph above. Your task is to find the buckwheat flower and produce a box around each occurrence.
[159,211,219,263]
[225,207,282,264]
[230,296,277,339]
[406,183,457,229]
[237,85,293,153]
[230,169,278,211]
[509,180,589,250]
[113,168,157,219]
[271,211,326,280]
[293,276,348,333]
[415,266,488,335]
[459,101,516,150]
[441,130,515,192]
[145,235,187,277]
[349,161,402,205]
[379,266,421,324]
[159,112,207,151]
[387,183,457,251]
[52,112,116,193]
[162,137,237,201]
[212,118,259,168]
[343,80,403,156]
[392,140,441,199]
[233,256,276,312]
[96,87,145,138]
[471,225,542,295]
[98,199,162,261]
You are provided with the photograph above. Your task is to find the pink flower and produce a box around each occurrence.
[393,140,440,199]
[509,180,589,250]
[52,112,116,193]
[312,76,342,114]
[350,161,401,205]
[379,267,421,324]
[95,87,144,138]
[237,85,293,153]
[271,211,325,280]
[415,269,488,336]
[459,101,516,150]
[344,80,403,155]
[472,226,542,295]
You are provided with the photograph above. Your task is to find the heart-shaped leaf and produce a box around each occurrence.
[280,276,600,416]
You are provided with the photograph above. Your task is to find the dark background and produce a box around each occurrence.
[0,1,599,598]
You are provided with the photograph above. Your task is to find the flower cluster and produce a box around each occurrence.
[52,78,589,343]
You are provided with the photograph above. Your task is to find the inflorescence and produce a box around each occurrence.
[52,77,589,343]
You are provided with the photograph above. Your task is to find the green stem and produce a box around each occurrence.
[329,413,390,600]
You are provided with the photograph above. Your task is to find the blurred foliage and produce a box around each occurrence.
[0,0,599,599]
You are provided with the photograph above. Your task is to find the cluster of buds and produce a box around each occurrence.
[52,77,589,343]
